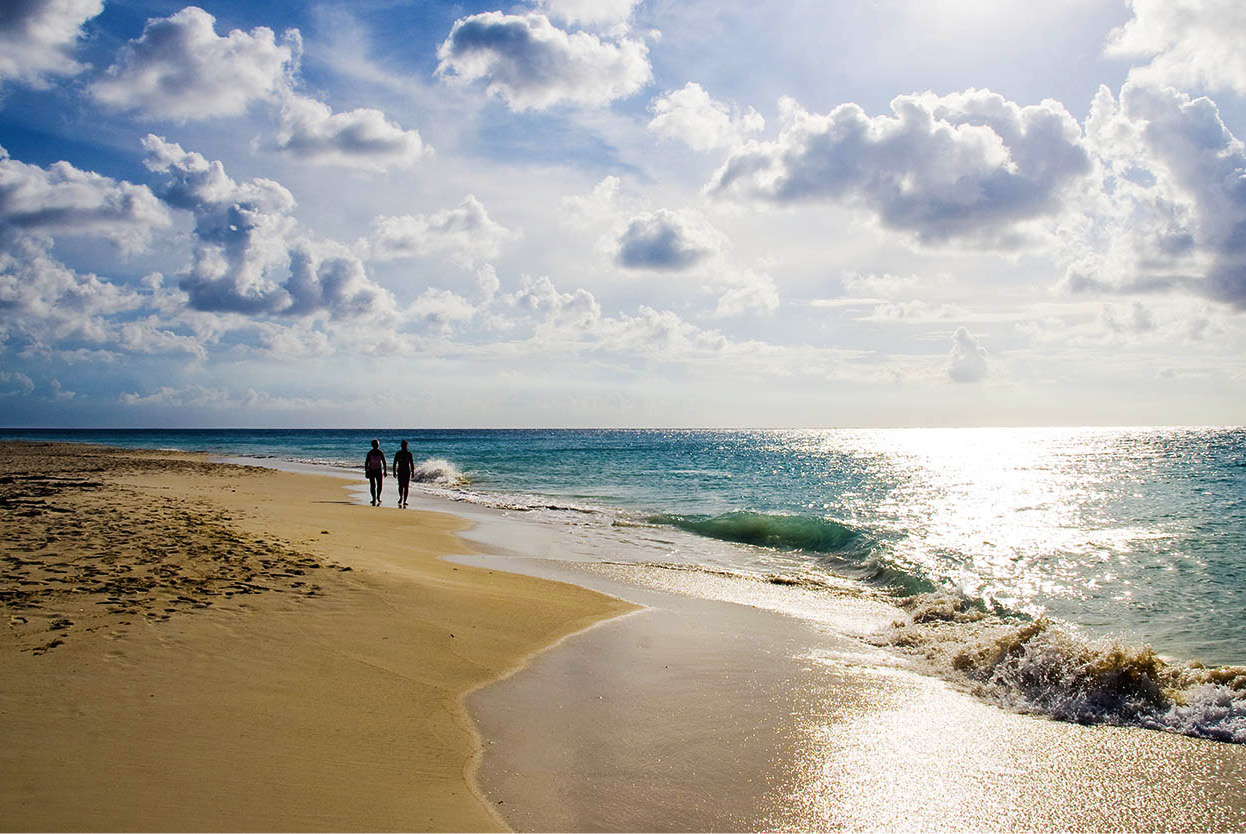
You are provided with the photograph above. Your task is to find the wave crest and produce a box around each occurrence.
[880,609,1246,743]
[412,458,466,485]
[648,510,863,553]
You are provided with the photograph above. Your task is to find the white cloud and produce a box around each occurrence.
[436,12,651,110]
[143,135,393,319]
[284,241,396,320]
[539,0,641,27]
[91,6,298,122]
[841,272,922,299]
[409,287,479,335]
[143,134,296,313]
[1061,82,1246,308]
[0,236,144,349]
[506,274,602,332]
[713,273,779,318]
[1107,0,1246,95]
[709,90,1090,246]
[0,370,35,396]
[0,145,170,252]
[0,0,102,88]
[364,196,516,267]
[614,208,726,270]
[561,175,623,227]
[119,384,342,411]
[648,82,764,152]
[856,299,965,323]
[271,95,429,171]
[948,326,989,382]
[116,320,207,360]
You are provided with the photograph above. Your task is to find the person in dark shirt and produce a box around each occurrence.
[393,440,415,508]
[364,438,387,506]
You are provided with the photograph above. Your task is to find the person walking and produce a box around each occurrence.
[393,440,415,508]
[365,438,387,506]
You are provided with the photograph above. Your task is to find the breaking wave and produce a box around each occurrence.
[411,458,466,485]
[648,510,863,553]
[647,511,935,594]
[880,593,1246,743]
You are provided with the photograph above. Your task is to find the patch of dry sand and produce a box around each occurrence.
[0,442,635,832]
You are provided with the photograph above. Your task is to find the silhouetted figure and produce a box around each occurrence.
[393,440,415,508]
[365,438,387,506]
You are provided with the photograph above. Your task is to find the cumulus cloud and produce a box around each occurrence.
[0,0,102,88]
[561,176,622,227]
[507,274,602,331]
[284,241,395,319]
[0,370,36,396]
[0,236,146,350]
[142,135,392,318]
[0,145,170,252]
[91,6,298,122]
[709,90,1090,246]
[648,83,764,152]
[1107,0,1246,95]
[948,326,989,382]
[365,196,516,267]
[713,272,779,318]
[1061,82,1246,307]
[409,287,479,336]
[143,134,295,313]
[271,95,429,171]
[614,208,725,270]
[490,274,732,357]
[540,0,641,27]
[436,12,651,110]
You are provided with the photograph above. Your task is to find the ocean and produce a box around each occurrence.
[5,426,1244,742]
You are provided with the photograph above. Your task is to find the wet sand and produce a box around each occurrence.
[0,442,634,831]
[457,533,1246,832]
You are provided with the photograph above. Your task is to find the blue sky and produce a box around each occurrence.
[2,0,1245,427]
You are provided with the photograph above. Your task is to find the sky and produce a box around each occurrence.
[1,0,1246,428]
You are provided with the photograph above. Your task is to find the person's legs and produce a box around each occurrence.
[398,475,410,506]
[368,473,380,505]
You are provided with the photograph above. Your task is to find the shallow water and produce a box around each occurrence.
[7,426,1246,741]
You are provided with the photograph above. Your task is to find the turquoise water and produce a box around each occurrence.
[4,426,1245,740]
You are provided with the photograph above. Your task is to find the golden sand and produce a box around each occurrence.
[0,442,635,832]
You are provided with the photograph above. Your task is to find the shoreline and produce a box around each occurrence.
[0,441,635,831]
[3,440,1246,831]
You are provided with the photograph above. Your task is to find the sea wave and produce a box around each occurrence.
[411,458,467,485]
[648,511,864,553]
[879,594,1246,743]
[646,510,936,595]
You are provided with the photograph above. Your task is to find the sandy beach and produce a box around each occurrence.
[0,442,633,831]
[3,440,1245,833]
